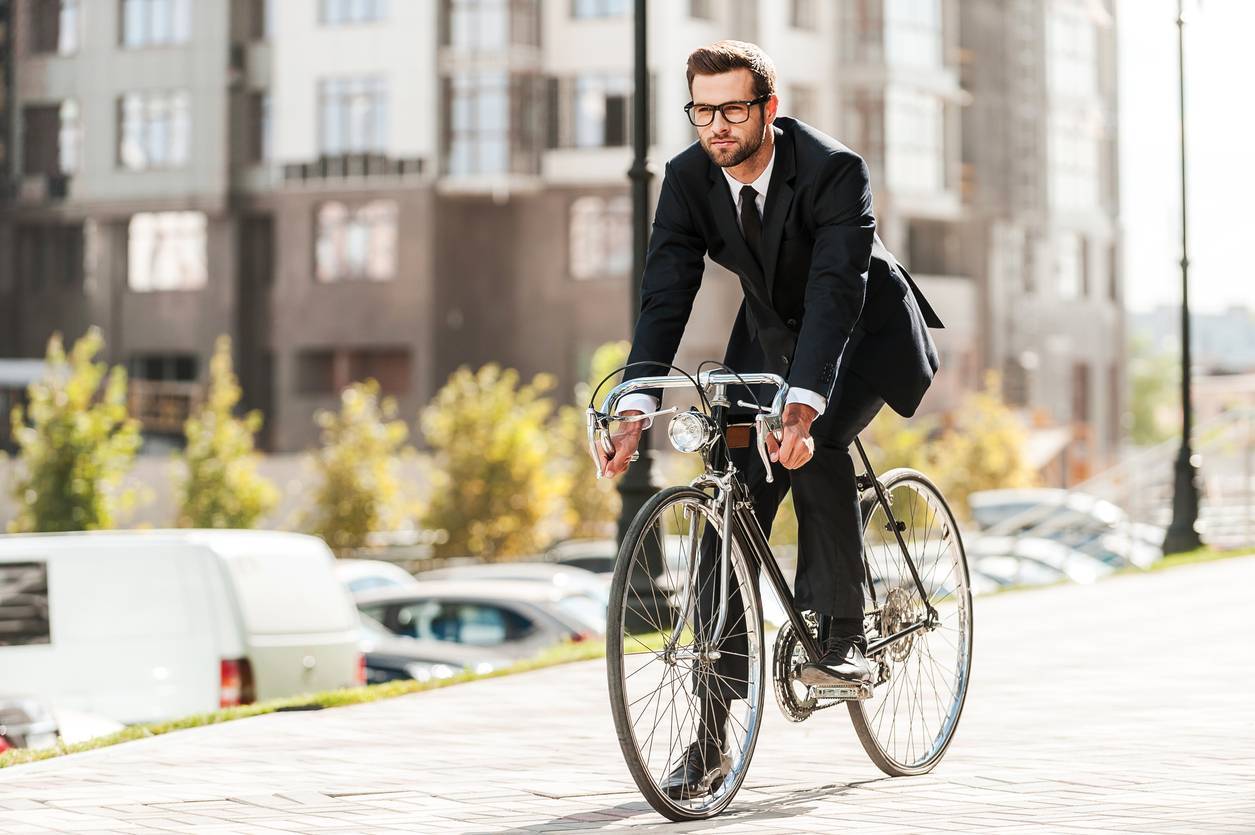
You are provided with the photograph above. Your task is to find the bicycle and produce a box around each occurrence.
[586,366,974,821]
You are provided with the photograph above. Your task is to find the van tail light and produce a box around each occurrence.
[0,735,11,753]
[570,631,591,643]
[220,658,256,708]
[355,653,367,686]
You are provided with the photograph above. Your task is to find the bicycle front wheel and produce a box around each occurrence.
[848,468,974,776]
[606,486,765,822]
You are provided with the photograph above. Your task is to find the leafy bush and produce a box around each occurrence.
[6,328,141,533]
[177,335,278,529]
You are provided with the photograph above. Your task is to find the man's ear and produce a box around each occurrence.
[764,95,780,126]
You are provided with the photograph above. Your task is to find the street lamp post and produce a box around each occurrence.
[617,0,668,631]
[1164,0,1203,554]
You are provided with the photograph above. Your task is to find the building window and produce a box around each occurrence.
[247,0,272,40]
[118,91,190,170]
[443,0,540,48]
[320,0,387,25]
[569,194,630,279]
[1055,233,1083,299]
[906,220,959,276]
[127,211,208,292]
[1107,242,1119,302]
[22,101,77,176]
[16,224,84,292]
[296,347,411,394]
[688,0,712,20]
[790,0,816,30]
[121,0,192,47]
[572,0,626,18]
[445,71,508,175]
[548,75,632,149]
[885,0,943,68]
[30,0,79,54]
[128,353,198,381]
[788,84,817,126]
[314,200,398,283]
[1071,361,1090,424]
[248,92,271,163]
[886,87,943,193]
[318,77,388,156]
[1048,4,1097,98]
[0,562,51,647]
[1049,114,1100,212]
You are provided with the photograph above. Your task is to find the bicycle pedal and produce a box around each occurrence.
[810,682,873,701]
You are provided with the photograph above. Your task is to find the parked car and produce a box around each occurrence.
[966,535,1115,585]
[543,538,618,575]
[335,558,422,596]
[0,696,58,752]
[358,614,507,685]
[417,562,610,607]
[969,488,1163,568]
[356,580,601,660]
[0,530,364,724]
[968,554,1068,589]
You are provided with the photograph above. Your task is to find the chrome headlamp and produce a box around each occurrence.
[667,410,712,454]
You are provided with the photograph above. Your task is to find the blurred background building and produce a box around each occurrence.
[0,0,1122,477]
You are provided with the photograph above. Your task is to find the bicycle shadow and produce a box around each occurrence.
[484,777,892,833]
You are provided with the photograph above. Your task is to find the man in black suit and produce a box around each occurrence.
[597,41,943,796]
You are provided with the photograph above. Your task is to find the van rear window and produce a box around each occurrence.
[0,561,51,646]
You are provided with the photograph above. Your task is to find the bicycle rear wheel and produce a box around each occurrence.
[848,468,974,776]
[606,486,765,821]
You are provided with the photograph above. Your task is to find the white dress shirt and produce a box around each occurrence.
[620,146,829,423]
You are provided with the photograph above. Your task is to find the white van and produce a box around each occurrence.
[0,529,364,724]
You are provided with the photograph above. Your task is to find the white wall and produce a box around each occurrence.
[270,0,438,164]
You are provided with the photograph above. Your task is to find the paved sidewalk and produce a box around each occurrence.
[3,557,1254,834]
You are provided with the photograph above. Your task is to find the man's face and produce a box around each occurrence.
[690,69,776,168]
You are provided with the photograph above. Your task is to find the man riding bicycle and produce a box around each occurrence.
[597,40,944,798]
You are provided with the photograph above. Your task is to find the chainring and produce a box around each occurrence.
[772,618,817,722]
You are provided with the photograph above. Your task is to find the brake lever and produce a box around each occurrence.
[754,413,784,484]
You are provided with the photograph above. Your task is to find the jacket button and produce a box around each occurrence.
[786,318,798,329]
[780,354,790,366]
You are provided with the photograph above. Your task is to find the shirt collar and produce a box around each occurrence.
[722,145,776,202]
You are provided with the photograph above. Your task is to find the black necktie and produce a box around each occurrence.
[739,184,763,266]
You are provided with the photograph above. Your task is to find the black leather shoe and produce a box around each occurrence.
[799,635,872,687]
[659,740,731,799]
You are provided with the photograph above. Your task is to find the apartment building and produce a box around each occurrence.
[0,0,1123,466]
[960,0,1124,476]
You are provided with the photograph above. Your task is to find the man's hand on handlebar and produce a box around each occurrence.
[767,402,818,470]
[600,410,645,478]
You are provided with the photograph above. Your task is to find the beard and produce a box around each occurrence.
[701,126,765,168]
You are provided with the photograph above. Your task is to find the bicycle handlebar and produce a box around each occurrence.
[586,371,791,482]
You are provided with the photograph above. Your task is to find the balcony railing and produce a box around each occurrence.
[127,379,202,436]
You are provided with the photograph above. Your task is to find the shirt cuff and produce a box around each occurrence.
[617,393,660,429]
[785,387,827,417]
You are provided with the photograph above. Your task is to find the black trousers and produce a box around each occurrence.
[694,370,885,703]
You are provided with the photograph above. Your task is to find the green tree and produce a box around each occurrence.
[7,328,142,533]
[927,372,1037,518]
[305,379,412,554]
[1128,334,1178,446]
[177,335,277,529]
[555,341,630,539]
[421,364,562,559]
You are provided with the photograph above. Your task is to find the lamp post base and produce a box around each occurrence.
[1163,444,1203,555]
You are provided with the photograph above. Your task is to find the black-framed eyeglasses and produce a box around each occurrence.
[684,95,770,127]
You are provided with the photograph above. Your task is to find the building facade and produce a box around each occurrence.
[0,0,1124,468]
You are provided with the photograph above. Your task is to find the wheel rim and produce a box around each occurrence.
[854,475,973,772]
[611,493,763,817]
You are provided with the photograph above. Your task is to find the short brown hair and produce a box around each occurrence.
[686,40,777,100]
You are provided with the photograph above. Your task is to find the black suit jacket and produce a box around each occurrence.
[625,117,943,425]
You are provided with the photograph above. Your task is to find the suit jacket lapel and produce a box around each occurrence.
[760,124,795,302]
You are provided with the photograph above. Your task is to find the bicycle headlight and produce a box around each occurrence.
[668,411,711,453]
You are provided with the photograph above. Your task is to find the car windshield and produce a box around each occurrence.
[556,594,607,633]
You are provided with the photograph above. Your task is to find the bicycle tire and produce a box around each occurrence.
[606,485,765,821]
[847,468,974,776]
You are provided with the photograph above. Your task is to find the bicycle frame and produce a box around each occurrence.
[591,371,939,666]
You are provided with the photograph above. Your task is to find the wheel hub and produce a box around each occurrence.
[881,587,920,662]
